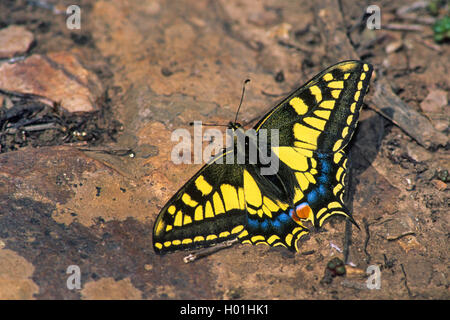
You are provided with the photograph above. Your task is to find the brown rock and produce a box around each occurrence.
[378,218,415,241]
[406,141,433,162]
[398,236,425,253]
[420,89,447,113]
[419,89,448,132]
[0,25,34,58]
[0,145,153,228]
[0,52,103,113]
[0,249,39,299]
[431,179,447,191]
[81,278,142,300]
[385,40,403,54]
[345,266,366,277]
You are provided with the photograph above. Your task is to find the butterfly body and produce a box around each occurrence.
[153,60,373,253]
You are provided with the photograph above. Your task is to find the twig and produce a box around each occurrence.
[4,122,60,134]
[362,218,371,264]
[383,23,424,32]
[386,232,416,241]
[183,238,239,263]
[0,55,28,64]
[26,0,64,14]
[0,88,55,107]
[413,37,442,52]
[397,13,436,25]
[400,263,413,297]
[260,90,289,98]
[343,219,352,264]
[396,1,428,16]
[301,250,315,256]
[277,39,315,53]
[76,147,136,157]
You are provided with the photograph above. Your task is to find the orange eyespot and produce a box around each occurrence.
[292,203,312,222]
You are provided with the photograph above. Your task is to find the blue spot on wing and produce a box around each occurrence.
[321,159,331,173]
[271,212,291,232]
[271,219,282,230]
[245,205,320,238]
[247,218,259,230]
[318,184,327,196]
[246,211,294,234]
[277,213,290,223]
[307,189,319,204]
[260,220,269,231]
[318,174,329,184]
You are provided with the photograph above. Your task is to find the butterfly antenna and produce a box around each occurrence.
[234,79,251,125]
[188,121,228,127]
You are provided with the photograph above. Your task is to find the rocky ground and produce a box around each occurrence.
[0,0,448,299]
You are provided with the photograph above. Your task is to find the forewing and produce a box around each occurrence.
[153,152,248,254]
[254,60,373,154]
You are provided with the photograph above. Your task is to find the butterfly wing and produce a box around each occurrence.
[153,151,249,254]
[253,60,373,234]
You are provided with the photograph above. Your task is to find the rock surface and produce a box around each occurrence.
[0,25,34,58]
[0,52,103,113]
[0,0,448,300]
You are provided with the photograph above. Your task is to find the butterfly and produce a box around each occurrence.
[153,60,373,254]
